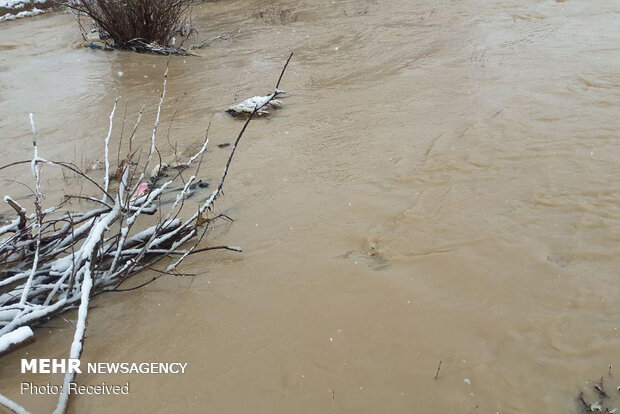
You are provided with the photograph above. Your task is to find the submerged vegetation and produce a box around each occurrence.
[61,0,193,54]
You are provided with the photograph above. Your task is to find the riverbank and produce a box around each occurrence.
[0,0,55,23]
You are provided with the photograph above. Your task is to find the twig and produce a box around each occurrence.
[276,52,294,90]
[4,197,26,231]
[434,360,442,380]
[103,98,120,201]
[595,377,609,399]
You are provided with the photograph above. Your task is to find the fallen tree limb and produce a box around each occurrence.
[0,53,293,414]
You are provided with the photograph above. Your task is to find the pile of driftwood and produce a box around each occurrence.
[0,53,292,414]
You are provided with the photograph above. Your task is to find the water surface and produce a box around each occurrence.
[1,0,619,412]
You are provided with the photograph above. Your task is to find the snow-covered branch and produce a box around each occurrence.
[0,53,293,413]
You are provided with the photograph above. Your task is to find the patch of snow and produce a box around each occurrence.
[0,6,46,23]
[0,309,19,322]
[0,326,33,354]
[0,0,45,9]
[227,91,285,117]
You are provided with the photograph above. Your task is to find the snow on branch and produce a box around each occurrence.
[0,53,293,414]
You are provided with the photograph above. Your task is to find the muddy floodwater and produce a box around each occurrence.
[1,0,620,412]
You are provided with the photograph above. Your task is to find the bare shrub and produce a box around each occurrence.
[63,0,191,50]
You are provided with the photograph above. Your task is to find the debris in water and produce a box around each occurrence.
[0,55,296,407]
[226,90,285,117]
[84,30,111,51]
[577,368,620,413]
[434,360,442,380]
[226,52,293,119]
[131,182,149,200]
[595,378,609,399]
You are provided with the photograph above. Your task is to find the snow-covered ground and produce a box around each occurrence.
[0,0,50,23]
[0,0,46,10]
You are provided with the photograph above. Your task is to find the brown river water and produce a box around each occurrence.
[1,0,620,412]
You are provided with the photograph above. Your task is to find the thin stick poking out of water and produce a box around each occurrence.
[435,360,442,380]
